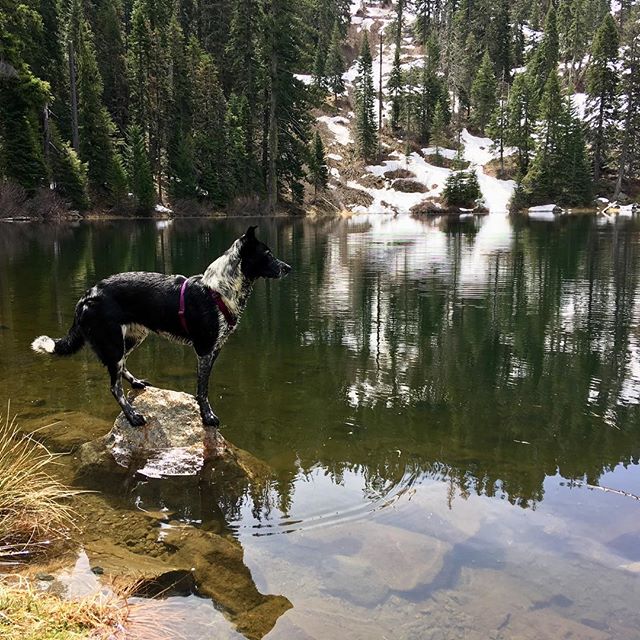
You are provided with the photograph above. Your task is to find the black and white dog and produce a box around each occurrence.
[31,226,291,427]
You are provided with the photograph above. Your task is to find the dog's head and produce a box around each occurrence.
[239,226,292,280]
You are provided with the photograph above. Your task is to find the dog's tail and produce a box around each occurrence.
[32,308,85,356]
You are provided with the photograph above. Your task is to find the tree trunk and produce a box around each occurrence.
[614,87,634,200]
[262,85,269,191]
[267,52,278,212]
[43,104,50,161]
[594,98,605,183]
[378,34,383,159]
[68,41,79,152]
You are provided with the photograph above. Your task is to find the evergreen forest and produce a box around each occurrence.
[1,0,638,215]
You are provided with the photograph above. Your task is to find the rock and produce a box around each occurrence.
[618,191,631,205]
[75,386,272,484]
[383,168,415,180]
[410,198,445,216]
[358,173,385,190]
[106,387,225,473]
[391,178,427,193]
[527,204,563,215]
[35,572,55,581]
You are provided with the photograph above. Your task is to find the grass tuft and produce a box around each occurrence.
[0,578,128,639]
[0,404,78,563]
[0,578,188,640]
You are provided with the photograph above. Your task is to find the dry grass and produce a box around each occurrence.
[0,578,127,639]
[0,406,78,563]
[0,578,185,640]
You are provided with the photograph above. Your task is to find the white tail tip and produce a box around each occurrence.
[31,335,55,354]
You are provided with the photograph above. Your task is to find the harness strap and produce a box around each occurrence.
[178,278,190,333]
[178,277,237,335]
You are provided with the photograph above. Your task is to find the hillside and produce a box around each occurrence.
[1,0,638,217]
[310,0,640,216]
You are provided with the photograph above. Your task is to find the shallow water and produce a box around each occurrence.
[1,213,640,639]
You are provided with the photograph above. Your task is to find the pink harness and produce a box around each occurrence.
[178,278,237,335]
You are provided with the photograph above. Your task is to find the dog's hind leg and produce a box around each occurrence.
[90,324,146,426]
[196,350,220,428]
[108,360,146,426]
[122,325,150,389]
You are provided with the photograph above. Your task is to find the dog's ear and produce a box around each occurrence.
[244,225,258,240]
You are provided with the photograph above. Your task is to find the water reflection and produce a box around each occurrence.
[1,215,640,517]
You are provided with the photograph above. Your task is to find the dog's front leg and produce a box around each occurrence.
[196,350,220,428]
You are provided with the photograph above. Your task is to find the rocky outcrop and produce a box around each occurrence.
[69,386,289,639]
[75,386,270,483]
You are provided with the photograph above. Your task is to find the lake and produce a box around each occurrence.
[1,213,640,639]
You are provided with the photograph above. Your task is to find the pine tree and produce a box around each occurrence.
[521,71,591,206]
[262,0,311,210]
[586,13,620,183]
[167,16,196,200]
[93,0,128,132]
[126,124,155,212]
[522,72,565,204]
[560,106,592,204]
[443,170,481,208]
[506,72,534,176]
[388,47,403,131]
[470,51,497,134]
[226,0,262,193]
[431,101,447,153]
[527,4,559,105]
[70,0,125,201]
[613,9,640,199]
[308,130,328,200]
[226,93,252,198]
[418,36,447,144]
[325,22,346,105]
[128,0,172,200]
[354,31,378,162]
[488,79,508,176]
[50,125,89,210]
[0,0,49,193]
[488,0,511,82]
[191,43,229,205]
[313,40,327,89]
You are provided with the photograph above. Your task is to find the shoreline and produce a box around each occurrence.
[1,206,636,223]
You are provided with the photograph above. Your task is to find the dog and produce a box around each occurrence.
[31,226,291,427]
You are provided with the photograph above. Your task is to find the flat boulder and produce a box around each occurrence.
[76,386,270,483]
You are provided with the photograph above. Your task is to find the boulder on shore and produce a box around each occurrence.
[75,386,271,483]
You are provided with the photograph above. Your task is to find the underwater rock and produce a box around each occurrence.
[75,386,271,482]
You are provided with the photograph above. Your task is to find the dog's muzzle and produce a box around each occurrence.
[278,261,292,278]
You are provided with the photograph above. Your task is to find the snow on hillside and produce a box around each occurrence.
[318,0,517,214]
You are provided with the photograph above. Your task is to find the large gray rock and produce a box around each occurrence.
[107,386,225,476]
[76,386,270,482]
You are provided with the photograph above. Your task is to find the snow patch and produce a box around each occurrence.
[155,203,173,214]
[571,93,588,121]
[423,147,457,160]
[318,115,353,146]
[294,73,314,86]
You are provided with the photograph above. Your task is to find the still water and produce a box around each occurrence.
[1,213,640,639]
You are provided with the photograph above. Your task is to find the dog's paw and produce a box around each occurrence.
[128,411,147,427]
[202,411,220,428]
[131,378,150,389]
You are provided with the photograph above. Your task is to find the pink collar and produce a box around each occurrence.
[179,278,237,335]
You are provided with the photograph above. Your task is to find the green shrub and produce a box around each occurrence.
[442,170,482,208]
